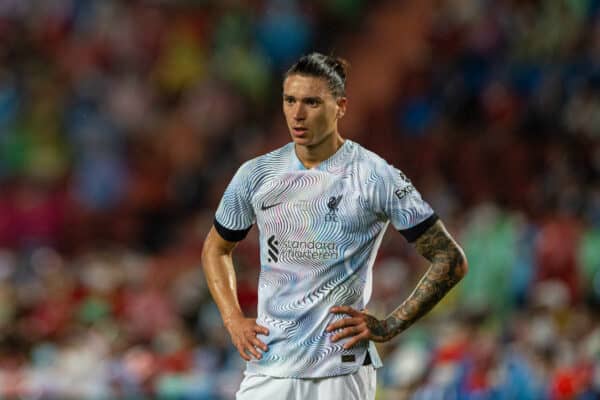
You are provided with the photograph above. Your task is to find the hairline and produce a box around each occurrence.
[283,73,345,99]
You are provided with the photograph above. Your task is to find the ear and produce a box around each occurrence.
[336,97,347,119]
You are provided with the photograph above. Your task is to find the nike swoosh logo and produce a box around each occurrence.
[261,202,282,211]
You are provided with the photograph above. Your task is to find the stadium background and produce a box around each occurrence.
[1,0,600,398]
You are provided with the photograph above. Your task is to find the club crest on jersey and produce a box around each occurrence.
[325,195,343,222]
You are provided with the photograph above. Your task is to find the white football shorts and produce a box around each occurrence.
[235,365,376,400]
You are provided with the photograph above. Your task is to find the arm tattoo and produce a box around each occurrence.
[364,314,392,341]
[378,221,467,341]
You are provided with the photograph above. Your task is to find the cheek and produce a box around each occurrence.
[313,110,335,127]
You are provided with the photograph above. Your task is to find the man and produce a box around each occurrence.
[201,53,468,399]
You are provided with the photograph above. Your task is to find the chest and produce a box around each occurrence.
[252,171,371,235]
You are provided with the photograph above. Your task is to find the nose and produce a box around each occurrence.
[293,103,306,121]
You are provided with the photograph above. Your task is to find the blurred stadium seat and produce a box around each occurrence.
[0,0,600,398]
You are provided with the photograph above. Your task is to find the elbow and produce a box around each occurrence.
[455,247,468,280]
[457,258,468,280]
[201,235,215,272]
[201,241,219,273]
[442,243,468,284]
[201,243,208,271]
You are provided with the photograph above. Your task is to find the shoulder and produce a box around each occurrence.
[350,141,405,180]
[232,143,294,186]
[236,142,292,172]
[352,142,390,166]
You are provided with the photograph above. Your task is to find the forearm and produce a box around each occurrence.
[204,255,244,322]
[384,255,466,337]
[201,229,245,324]
[369,221,468,341]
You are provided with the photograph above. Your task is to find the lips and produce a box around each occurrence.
[292,127,308,136]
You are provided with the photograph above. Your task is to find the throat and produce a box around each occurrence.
[295,134,344,169]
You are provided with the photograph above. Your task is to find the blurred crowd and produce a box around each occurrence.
[0,0,600,398]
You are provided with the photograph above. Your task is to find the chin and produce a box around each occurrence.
[290,135,312,145]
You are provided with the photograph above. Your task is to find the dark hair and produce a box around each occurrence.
[285,52,350,98]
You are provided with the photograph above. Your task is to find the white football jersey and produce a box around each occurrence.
[215,140,437,378]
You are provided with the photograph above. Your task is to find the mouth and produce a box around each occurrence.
[292,127,308,137]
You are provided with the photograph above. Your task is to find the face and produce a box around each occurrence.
[282,74,346,148]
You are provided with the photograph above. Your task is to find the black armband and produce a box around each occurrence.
[214,219,252,242]
[399,213,439,243]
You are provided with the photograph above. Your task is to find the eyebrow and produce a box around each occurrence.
[283,95,323,103]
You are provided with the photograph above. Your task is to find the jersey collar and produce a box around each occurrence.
[290,140,353,172]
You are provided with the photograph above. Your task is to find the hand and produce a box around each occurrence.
[326,306,394,349]
[224,316,269,361]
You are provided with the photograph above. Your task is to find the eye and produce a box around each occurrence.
[284,97,295,105]
[305,98,321,107]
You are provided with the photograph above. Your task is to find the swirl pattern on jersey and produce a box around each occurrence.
[215,140,435,378]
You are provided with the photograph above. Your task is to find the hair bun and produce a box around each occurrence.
[327,56,350,83]
[285,52,349,97]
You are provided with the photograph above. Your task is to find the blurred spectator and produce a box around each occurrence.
[0,0,599,398]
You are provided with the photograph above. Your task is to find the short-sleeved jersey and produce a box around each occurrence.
[214,140,437,378]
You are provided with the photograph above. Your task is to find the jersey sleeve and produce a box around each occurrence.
[214,161,256,242]
[372,163,438,242]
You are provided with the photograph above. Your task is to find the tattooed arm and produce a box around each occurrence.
[375,220,468,339]
[327,220,468,348]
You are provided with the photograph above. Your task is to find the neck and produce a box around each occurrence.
[295,132,345,169]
